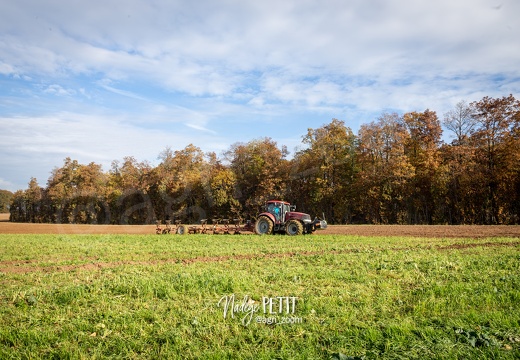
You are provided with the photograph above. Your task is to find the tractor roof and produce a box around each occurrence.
[266,200,290,205]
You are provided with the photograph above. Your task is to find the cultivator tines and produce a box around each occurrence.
[156,220,172,234]
[233,219,241,234]
[221,219,231,234]
[200,219,209,234]
[155,217,254,235]
[188,219,210,234]
[210,219,218,234]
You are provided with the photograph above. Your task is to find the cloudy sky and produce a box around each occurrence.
[1,0,519,192]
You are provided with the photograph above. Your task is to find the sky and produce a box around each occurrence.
[1,0,519,192]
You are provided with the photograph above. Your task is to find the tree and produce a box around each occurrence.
[402,110,443,223]
[25,177,43,222]
[107,156,154,224]
[439,142,479,224]
[356,113,414,223]
[47,158,108,223]
[443,100,475,144]
[151,144,207,223]
[441,101,479,224]
[9,190,26,222]
[291,119,357,223]
[202,153,241,219]
[8,178,47,222]
[0,189,13,213]
[470,95,520,223]
[225,138,289,219]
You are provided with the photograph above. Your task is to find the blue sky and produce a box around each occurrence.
[1,0,519,192]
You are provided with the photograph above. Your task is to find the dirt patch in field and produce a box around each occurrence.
[436,241,519,250]
[320,225,520,238]
[0,217,152,235]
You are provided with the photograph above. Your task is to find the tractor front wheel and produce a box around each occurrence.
[254,216,273,235]
[285,220,303,236]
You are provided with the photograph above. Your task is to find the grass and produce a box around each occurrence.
[0,234,519,359]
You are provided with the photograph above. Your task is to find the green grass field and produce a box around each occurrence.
[1,234,519,359]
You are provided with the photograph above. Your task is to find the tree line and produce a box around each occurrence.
[9,94,520,225]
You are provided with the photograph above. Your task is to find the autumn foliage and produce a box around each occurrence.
[9,95,520,225]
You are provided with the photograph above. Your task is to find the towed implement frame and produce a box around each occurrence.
[156,218,254,235]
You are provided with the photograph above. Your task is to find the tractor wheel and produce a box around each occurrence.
[176,224,187,235]
[285,220,303,236]
[254,216,273,235]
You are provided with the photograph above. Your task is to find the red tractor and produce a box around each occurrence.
[254,200,327,235]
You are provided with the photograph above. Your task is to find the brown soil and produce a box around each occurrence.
[320,224,520,238]
[1,213,519,238]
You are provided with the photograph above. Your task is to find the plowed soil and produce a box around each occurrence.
[1,213,519,237]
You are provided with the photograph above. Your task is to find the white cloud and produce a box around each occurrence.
[0,111,229,190]
[186,123,217,134]
[0,0,519,190]
[0,177,17,192]
[0,61,15,75]
[98,83,151,102]
[43,84,76,96]
[2,0,517,94]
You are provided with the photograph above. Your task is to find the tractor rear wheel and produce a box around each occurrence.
[254,216,273,235]
[285,220,303,236]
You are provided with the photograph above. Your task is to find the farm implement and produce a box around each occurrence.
[156,218,254,235]
[155,200,327,236]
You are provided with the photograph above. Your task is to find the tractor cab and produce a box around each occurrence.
[265,200,294,224]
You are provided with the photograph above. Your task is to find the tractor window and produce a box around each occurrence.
[273,203,281,222]
[266,202,286,222]
[266,202,281,222]
[267,203,275,214]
